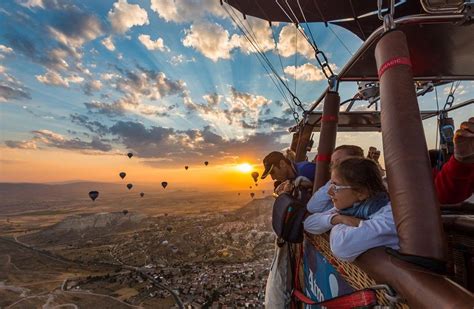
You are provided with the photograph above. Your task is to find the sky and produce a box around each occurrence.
[0,0,473,190]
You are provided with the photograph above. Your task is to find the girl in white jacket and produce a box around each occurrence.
[304,157,399,262]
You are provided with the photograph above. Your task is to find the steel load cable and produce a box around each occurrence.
[224,6,299,123]
[276,0,336,81]
[222,3,305,123]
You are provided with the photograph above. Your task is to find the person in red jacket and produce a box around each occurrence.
[434,117,474,204]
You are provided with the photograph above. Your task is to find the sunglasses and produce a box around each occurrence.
[328,182,353,193]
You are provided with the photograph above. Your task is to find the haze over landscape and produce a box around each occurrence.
[1,0,473,307]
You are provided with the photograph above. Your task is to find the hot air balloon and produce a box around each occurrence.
[140,192,144,197]
[166,226,172,232]
[262,190,265,194]
[185,166,189,170]
[251,171,259,182]
[127,183,133,190]
[122,209,128,215]
[250,192,255,198]
[249,186,252,189]
[238,193,241,196]
[164,213,168,217]
[127,152,133,158]
[89,191,99,201]
[161,182,168,189]
[204,161,209,166]
[255,183,258,187]
[119,172,126,179]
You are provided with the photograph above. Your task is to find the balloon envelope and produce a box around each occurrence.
[250,192,255,198]
[161,182,168,189]
[140,192,144,197]
[185,166,189,170]
[88,191,99,201]
[127,152,133,158]
[122,209,128,215]
[204,161,209,166]
[127,183,133,190]
[119,172,126,179]
[251,171,259,182]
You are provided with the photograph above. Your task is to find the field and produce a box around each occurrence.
[0,182,274,308]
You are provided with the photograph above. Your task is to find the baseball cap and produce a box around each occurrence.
[261,151,286,179]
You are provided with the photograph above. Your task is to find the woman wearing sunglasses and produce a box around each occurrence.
[304,157,399,262]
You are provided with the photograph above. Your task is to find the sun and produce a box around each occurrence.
[236,163,253,173]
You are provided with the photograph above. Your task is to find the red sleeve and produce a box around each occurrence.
[434,156,474,204]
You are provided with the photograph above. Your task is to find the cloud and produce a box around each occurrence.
[0,73,32,102]
[101,36,115,51]
[16,0,44,8]
[5,7,103,74]
[108,0,149,34]
[259,116,294,129]
[109,120,288,163]
[168,54,195,66]
[82,79,102,95]
[5,129,112,152]
[32,129,112,152]
[0,44,14,60]
[150,0,225,23]
[4,140,37,149]
[35,70,84,87]
[230,17,274,55]
[115,67,188,101]
[182,21,239,62]
[138,34,169,52]
[284,63,337,81]
[70,113,109,136]
[278,24,315,59]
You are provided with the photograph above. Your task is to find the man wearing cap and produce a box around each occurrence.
[261,151,316,197]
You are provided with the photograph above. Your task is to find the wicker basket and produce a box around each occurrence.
[305,233,409,308]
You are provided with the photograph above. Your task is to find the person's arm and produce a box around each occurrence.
[435,155,474,204]
[303,208,337,234]
[329,205,399,262]
[306,181,333,213]
[435,117,474,204]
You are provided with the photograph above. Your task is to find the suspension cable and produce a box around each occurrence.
[223,4,302,122]
[225,5,308,117]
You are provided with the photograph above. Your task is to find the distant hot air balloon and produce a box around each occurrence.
[250,192,255,198]
[238,193,240,196]
[127,152,133,158]
[164,213,168,217]
[262,190,265,194]
[89,191,99,201]
[204,161,209,166]
[249,186,252,189]
[119,172,126,179]
[185,166,189,170]
[255,183,258,187]
[251,171,259,182]
[122,209,128,215]
[127,183,133,190]
[140,192,144,197]
[166,226,173,232]
[161,182,168,189]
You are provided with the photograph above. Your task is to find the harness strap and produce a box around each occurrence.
[378,56,412,78]
[316,154,331,162]
[293,288,378,308]
[321,115,338,122]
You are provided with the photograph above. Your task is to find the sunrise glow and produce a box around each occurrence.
[236,163,253,173]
